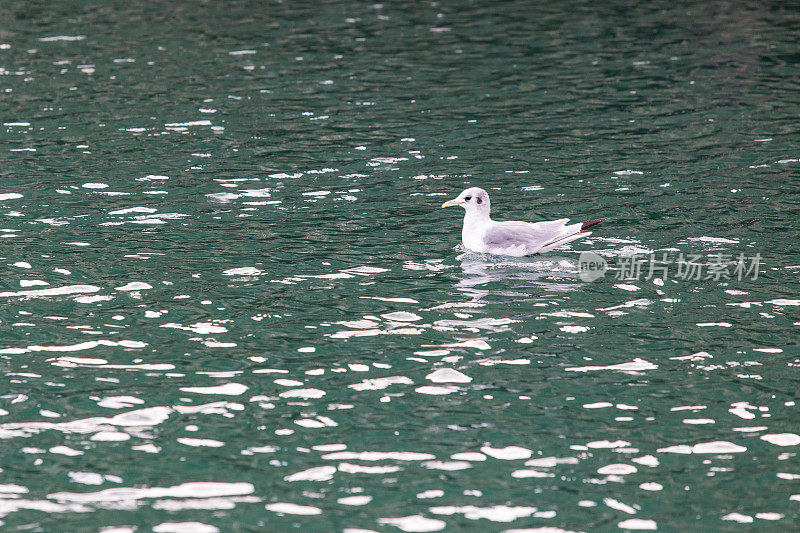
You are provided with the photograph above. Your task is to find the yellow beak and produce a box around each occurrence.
[441,199,462,208]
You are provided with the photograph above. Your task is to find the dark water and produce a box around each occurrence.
[1,1,799,531]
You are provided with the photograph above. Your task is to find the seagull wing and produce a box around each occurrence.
[483,219,575,255]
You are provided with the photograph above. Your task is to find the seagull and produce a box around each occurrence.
[441,187,604,256]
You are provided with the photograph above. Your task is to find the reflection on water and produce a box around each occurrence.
[456,251,581,303]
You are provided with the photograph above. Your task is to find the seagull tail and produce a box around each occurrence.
[581,218,605,231]
[536,218,605,254]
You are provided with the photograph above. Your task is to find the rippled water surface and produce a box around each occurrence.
[1,1,800,531]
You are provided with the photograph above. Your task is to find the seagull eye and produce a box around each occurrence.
[464,196,471,201]
[476,197,482,204]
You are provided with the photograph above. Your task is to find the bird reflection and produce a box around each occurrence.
[455,250,581,304]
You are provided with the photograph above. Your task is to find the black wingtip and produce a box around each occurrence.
[581,218,605,231]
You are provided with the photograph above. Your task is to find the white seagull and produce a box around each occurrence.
[441,187,604,256]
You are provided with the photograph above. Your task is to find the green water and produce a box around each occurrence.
[1,1,799,531]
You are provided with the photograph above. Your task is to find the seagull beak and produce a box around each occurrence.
[441,199,462,208]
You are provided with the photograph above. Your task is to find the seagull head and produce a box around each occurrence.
[441,187,490,216]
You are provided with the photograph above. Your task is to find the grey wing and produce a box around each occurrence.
[483,219,572,254]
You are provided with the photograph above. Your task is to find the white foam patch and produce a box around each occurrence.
[542,311,595,318]
[670,351,712,361]
[294,419,328,428]
[243,445,278,454]
[115,282,153,291]
[0,284,101,298]
[50,482,253,502]
[54,360,173,371]
[108,207,158,215]
[597,464,637,475]
[377,515,446,532]
[760,433,800,446]
[382,312,422,322]
[480,446,532,460]
[75,295,114,303]
[153,522,219,533]
[604,498,636,514]
[688,236,739,244]
[560,325,589,333]
[422,461,472,471]
[165,120,213,127]
[0,484,29,494]
[566,358,656,372]
[440,340,491,350]
[330,326,424,339]
[767,299,800,306]
[132,444,161,453]
[343,266,389,275]
[721,513,753,523]
[274,379,304,387]
[503,524,580,533]
[0,193,23,200]
[90,431,130,441]
[50,446,83,456]
[426,369,471,383]
[68,472,104,485]
[451,452,486,461]
[429,505,537,522]
[583,402,613,409]
[755,512,783,520]
[284,466,337,482]
[657,441,746,454]
[60,356,111,366]
[362,296,419,303]
[415,350,451,357]
[511,469,555,478]
[322,451,435,461]
[338,495,373,506]
[0,339,146,355]
[586,440,630,449]
[639,482,663,491]
[39,35,86,41]
[349,376,413,391]
[729,403,756,419]
[617,519,657,530]
[265,502,322,515]
[338,463,400,474]
[524,457,579,467]
[223,267,262,276]
[174,403,244,417]
[179,383,248,396]
[632,455,659,467]
[177,438,225,447]
[415,386,458,395]
[312,444,346,452]
[477,359,530,366]
[278,388,325,399]
[20,280,49,287]
[162,322,228,334]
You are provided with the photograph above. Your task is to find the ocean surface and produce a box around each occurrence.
[1,1,799,531]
